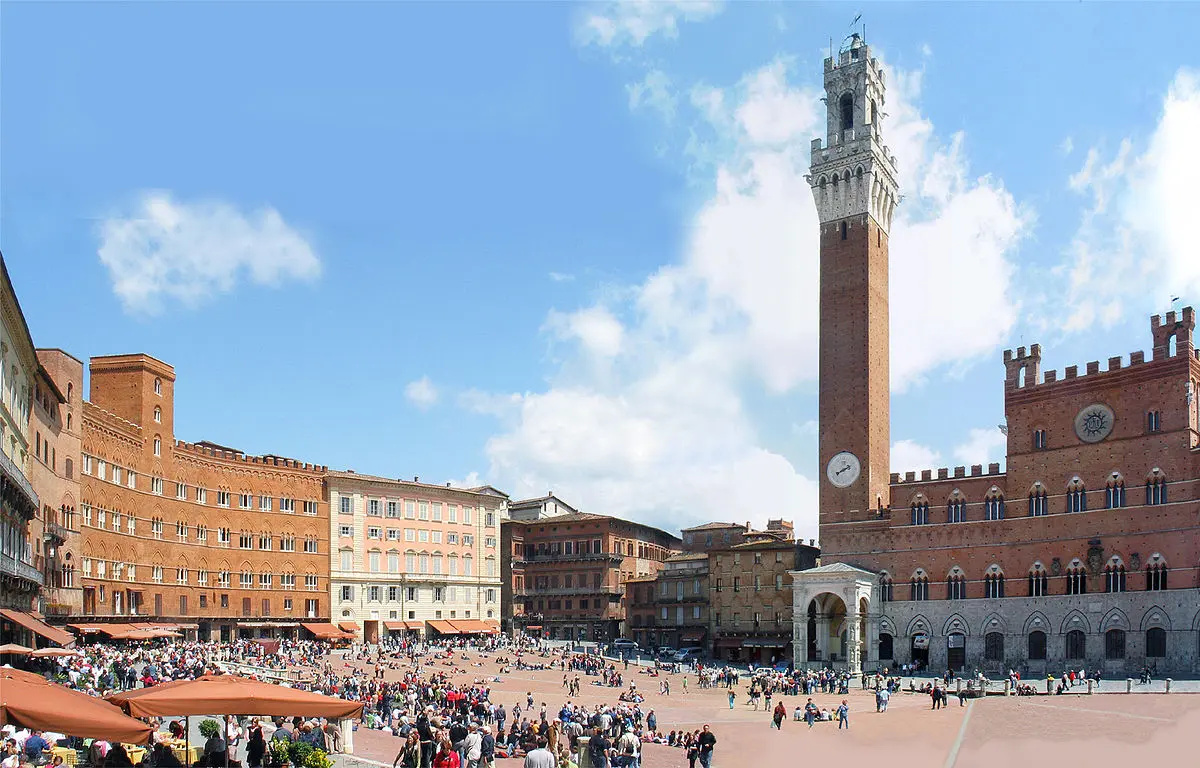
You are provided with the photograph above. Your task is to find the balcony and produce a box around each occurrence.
[655,593,708,604]
[46,521,78,541]
[514,552,623,565]
[0,552,44,585]
[0,449,39,515]
[514,586,622,598]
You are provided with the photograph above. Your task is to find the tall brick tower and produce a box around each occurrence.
[811,33,899,529]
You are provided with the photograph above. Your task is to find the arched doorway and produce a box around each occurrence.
[806,593,848,664]
[947,633,966,671]
[911,632,929,669]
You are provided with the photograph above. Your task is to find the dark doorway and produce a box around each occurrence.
[910,633,929,669]
[879,633,894,661]
[947,633,966,671]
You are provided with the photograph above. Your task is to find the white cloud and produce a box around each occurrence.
[549,271,575,282]
[579,0,723,48]
[447,471,483,489]
[1060,136,1074,155]
[404,377,439,410]
[1058,68,1200,331]
[921,43,933,58]
[891,439,942,474]
[952,427,1007,468]
[97,191,320,314]
[628,69,677,121]
[464,51,1027,540]
[545,306,625,358]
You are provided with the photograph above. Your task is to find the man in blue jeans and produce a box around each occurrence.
[696,725,716,768]
[837,700,850,730]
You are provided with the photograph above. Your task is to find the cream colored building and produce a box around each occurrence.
[326,472,505,643]
[0,256,44,619]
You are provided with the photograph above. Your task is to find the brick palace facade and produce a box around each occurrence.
[76,354,331,641]
[792,35,1200,678]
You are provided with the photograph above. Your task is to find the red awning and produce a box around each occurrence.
[524,625,542,631]
[428,620,459,635]
[404,621,425,632]
[302,622,350,639]
[338,622,359,634]
[383,622,407,631]
[0,609,74,647]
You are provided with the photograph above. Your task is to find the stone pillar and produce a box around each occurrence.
[1086,679,1093,694]
[865,612,880,672]
[846,610,862,674]
[577,737,591,768]
[814,616,831,666]
[339,719,354,755]
[793,619,808,667]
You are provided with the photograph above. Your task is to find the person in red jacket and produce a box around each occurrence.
[433,737,460,768]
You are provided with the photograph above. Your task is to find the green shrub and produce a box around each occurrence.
[286,741,314,767]
[303,750,333,768]
[198,720,222,740]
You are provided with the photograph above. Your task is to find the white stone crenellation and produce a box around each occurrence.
[809,37,899,232]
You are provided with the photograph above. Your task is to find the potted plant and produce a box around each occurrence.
[286,741,314,768]
[267,740,291,768]
[302,750,333,768]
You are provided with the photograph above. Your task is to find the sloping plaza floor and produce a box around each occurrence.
[340,652,1200,768]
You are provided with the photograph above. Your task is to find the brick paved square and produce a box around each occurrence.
[343,652,1199,768]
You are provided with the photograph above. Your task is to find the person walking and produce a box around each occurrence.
[771,702,786,730]
[696,725,716,768]
[836,700,849,730]
[727,690,735,710]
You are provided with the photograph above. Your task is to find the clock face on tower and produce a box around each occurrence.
[826,451,861,488]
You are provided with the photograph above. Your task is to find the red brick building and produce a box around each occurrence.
[75,354,332,641]
[502,512,679,642]
[793,34,1200,678]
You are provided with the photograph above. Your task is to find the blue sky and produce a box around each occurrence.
[3,2,1199,541]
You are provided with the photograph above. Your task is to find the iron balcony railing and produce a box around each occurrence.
[1,552,44,585]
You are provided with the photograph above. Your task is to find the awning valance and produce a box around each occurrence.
[301,622,351,639]
[0,609,74,646]
[524,625,542,631]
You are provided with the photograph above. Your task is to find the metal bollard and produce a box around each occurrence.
[1165,678,1172,694]
[1126,678,1133,694]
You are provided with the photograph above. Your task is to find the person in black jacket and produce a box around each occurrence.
[416,711,435,768]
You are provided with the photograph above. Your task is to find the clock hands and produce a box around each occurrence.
[835,465,851,476]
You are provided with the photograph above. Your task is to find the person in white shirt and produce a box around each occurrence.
[462,724,482,768]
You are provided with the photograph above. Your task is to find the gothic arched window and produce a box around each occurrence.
[840,92,854,132]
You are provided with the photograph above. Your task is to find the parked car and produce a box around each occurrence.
[673,647,705,663]
[656,646,675,659]
[611,639,640,655]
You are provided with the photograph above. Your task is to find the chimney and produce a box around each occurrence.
[414,476,419,483]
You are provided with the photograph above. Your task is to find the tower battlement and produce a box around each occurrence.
[809,33,899,232]
[1003,307,1197,392]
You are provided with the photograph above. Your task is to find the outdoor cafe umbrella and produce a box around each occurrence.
[0,644,32,655]
[106,674,365,719]
[0,667,154,744]
[30,647,81,658]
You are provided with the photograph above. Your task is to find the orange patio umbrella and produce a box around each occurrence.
[0,644,32,655]
[107,674,364,719]
[0,668,154,744]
